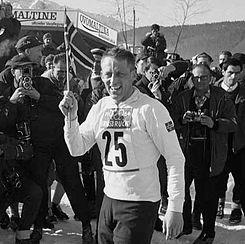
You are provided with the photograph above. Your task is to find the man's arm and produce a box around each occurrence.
[145,100,185,239]
[59,91,96,157]
[213,96,237,133]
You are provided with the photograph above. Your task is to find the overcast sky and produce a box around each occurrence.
[53,0,245,27]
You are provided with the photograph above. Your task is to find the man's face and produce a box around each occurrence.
[12,66,32,88]
[52,61,67,83]
[12,68,22,88]
[28,45,43,64]
[136,59,147,75]
[144,64,159,83]
[151,29,159,38]
[192,66,210,92]
[196,56,211,66]
[45,61,53,70]
[93,54,102,62]
[219,54,228,65]
[101,57,135,104]
[44,37,52,46]
[223,65,241,87]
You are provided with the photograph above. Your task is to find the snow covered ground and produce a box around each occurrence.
[1,175,245,244]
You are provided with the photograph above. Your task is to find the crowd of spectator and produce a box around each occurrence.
[0,20,244,244]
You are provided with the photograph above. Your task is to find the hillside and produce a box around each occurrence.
[120,21,245,64]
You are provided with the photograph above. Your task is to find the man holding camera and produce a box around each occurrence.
[0,35,43,87]
[171,63,237,244]
[0,56,42,244]
[141,24,167,66]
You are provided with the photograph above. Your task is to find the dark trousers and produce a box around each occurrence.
[183,162,204,231]
[183,141,220,237]
[218,147,245,211]
[91,144,105,243]
[92,144,105,217]
[15,175,42,230]
[201,175,221,237]
[98,195,160,244]
[29,137,90,228]
[0,174,42,231]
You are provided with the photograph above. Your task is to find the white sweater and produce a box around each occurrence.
[64,88,185,212]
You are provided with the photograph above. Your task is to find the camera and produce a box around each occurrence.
[19,66,33,90]
[190,111,202,122]
[153,72,159,79]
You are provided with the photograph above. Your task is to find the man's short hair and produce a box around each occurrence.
[151,24,160,31]
[232,53,245,65]
[102,47,135,71]
[220,50,232,57]
[15,36,43,53]
[196,52,213,63]
[191,63,212,74]
[135,51,148,64]
[222,58,243,71]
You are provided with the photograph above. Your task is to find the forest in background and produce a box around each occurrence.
[118,21,245,64]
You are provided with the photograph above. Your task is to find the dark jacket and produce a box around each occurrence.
[214,79,245,151]
[141,33,166,53]
[141,33,167,66]
[135,75,155,98]
[30,77,65,145]
[171,86,237,176]
[41,44,59,57]
[0,75,65,145]
[135,75,170,109]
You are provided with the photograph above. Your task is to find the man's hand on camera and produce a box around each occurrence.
[59,90,78,120]
[200,114,214,128]
[182,111,193,124]
[25,87,40,100]
[9,87,26,104]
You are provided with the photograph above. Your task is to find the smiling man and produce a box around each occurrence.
[59,47,185,244]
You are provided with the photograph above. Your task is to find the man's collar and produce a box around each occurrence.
[193,89,210,98]
[221,81,238,92]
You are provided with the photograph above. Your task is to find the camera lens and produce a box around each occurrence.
[22,77,32,90]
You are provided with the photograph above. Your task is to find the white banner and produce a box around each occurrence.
[13,9,77,28]
[78,12,117,45]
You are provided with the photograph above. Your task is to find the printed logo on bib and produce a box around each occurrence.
[165,121,175,132]
[102,108,132,128]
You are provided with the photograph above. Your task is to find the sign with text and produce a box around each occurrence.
[78,12,117,45]
[13,9,77,28]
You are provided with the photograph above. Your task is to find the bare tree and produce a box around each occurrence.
[101,0,144,49]
[173,0,208,53]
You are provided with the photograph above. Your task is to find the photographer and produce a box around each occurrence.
[171,63,237,244]
[29,53,93,243]
[0,35,43,88]
[141,24,167,66]
[0,57,42,244]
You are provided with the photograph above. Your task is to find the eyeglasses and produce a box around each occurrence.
[192,75,209,82]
